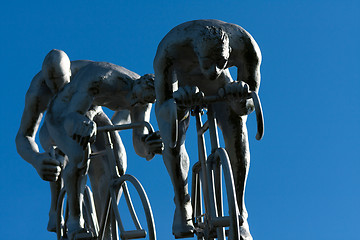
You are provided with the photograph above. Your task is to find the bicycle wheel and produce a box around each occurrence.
[82,185,99,237]
[56,186,99,240]
[110,174,156,240]
[207,148,240,240]
[191,162,206,240]
[56,188,67,240]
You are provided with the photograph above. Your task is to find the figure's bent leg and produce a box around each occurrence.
[62,151,87,233]
[161,116,194,237]
[46,181,62,232]
[39,123,62,232]
[214,103,252,240]
[46,121,91,239]
[88,111,126,240]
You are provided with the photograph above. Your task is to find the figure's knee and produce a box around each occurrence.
[162,143,188,162]
[62,152,84,179]
[114,143,127,175]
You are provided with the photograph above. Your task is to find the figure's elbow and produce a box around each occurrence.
[15,131,22,151]
[15,131,32,157]
[15,130,28,148]
[133,139,147,158]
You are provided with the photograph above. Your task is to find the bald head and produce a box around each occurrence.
[42,49,71,94]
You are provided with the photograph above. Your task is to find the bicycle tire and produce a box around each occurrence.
[56,186,99,240]
[110,174,156,240]
[191,162,206,240]
[56,188,67,240]
[82,185,99,237]
[208,148,240,240]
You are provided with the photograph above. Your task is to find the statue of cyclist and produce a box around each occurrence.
[154,19,262,240]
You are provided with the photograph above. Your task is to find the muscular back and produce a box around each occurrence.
[154,19,261,102]
[49,62,141,118]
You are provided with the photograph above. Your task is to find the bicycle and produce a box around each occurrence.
[55,121,158,240]
[176,90,264,240]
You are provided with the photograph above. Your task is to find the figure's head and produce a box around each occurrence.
[194,27,231,80]
[132,74,156,105]
[42,49,71,94]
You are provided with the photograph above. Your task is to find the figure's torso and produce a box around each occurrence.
[166,44,234,96]
[50,62,139,117]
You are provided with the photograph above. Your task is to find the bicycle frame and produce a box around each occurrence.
[191,104,240,240]
[93,121,155,240]
[56,121,156,240]
[188,90,264,240]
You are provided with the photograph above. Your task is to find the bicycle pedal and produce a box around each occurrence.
[174,231,194,239]
[121,229,147,239]
[71,230,96,240]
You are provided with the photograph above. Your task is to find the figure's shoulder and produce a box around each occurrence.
[24,72,52,110]
[70,60,94,76]
[26,71,48,96]
[72,61,140,85]
[169,19,242,32]
[89,61,140,80]
[158,19,245,46]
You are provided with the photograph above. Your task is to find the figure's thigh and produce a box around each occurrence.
[162,112,190,161]
[178,113,191,147]
[93,110,126,173]
[45,117,84,164]
[39,122,55,151]
[213,102,249,166]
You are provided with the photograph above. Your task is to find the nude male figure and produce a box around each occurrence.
[154,19,261,239]
[15,49,96,232]
[44,61,162,239]
[15,50,154,239]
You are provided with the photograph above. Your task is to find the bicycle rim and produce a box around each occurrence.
[56,188,67,240]
[83,185,100,237]
[110,174,156,240]
[209,148,240,240]
[191,162,206,239]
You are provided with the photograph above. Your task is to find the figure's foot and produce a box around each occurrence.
[172,195,194,238]
[47,210,62,232]
[68,228,95,240]
[66,216,94,240]
[240,220,253,240]
[173,223,194,239]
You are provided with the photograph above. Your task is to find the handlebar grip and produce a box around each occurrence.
[176,90,264,140]
[249,92,264,140]
[204,91,264,140]
[96,121,155,134]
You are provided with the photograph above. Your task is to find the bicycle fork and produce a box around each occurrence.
[192,105,240,240]
[191,106,222,239]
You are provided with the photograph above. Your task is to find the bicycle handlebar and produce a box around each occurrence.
[77,121,156,169]
[96,121,155,134]
[177,90,264,140]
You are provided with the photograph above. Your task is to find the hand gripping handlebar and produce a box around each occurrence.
[178,90,264,141]
[77,122,155,169]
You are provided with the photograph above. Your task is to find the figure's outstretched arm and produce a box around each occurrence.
[154,53,178,148]
[15,75,61,181]
[63,92,98,149]
[225,34,262,116]
[130,104,162,160]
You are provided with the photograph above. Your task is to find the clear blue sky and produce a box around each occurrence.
[1,1,359,239]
